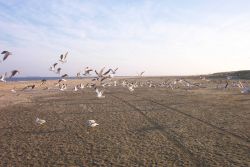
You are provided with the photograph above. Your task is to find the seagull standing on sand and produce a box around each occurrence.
[238,81,250,94]
[128,83,135,92]
[79,83,85,89]
[86,120,99,127]
[11,87,16,93]
[73,86,78,92]
[36,118,46,125]
[59,84,67,91]
[95,88,105,98]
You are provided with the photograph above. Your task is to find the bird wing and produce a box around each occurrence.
[64,52,68,59]
[103,69,111,76]
[99,67,105,76]
[3,54,9,61]
[60,54,63,60]
[53,63,58,68]
[10,70,19,78]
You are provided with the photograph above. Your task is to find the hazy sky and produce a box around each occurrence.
[1,0,250,77]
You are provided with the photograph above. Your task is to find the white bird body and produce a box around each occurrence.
[74,86,78,92]
[0,73,7,82]
[59,84,67,91]
[128,85,135,92]
[79,83,85,89]
[59,52,68,63]
[11,89,16,93]
[86,120,99,127]
[241,87,250,94]
[36,118,46,125]
[95,88,105,98]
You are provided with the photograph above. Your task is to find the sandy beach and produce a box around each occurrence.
[0,77,249,166]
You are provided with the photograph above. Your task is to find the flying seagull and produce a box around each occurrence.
[109,67,118,78]
[9,70,20,78]
[1,51,12,62]
[61,74,68,78]
[49,63,58,72]
[0,72,7,82]
[56,68,62,74]
[138,71,145,77]
[22,84,35,91]
[76,72,81,78]
[83,67,93,76]
[59,52,68,63]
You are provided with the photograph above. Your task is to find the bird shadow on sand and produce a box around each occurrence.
[234,98,250,102]
[22,128,66,135]
[134,125,166,134]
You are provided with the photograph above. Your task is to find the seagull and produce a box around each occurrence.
[238,81,250,94]
[55,79,66,86]
[59,52,68,63]
[128,84,135,92]
[241,87,250,94]
[59,84,67,91]
[61,74,68,78]
[0,72,7,82]
[22,84,35,91]
[138,71,145,77]
[1,51,12,62]
[83,67,93,76]
[110,67,119,78]
[73,86,78,92]
[36,118,46,125]
[56,68,62,74]
[41,79,47,85]
[11,88,16,93]
[224,81,229,89]
[49,63,58,72]
[95,88,105,98]
[95,67,106,78]
[114,81,117,87]
[76,72,81,78]
[9,70,20,78]
[79,83,85,89]
[86,120,99,127]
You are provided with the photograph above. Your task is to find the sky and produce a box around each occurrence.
[0,0,250,77]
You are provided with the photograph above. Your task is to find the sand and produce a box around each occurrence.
[0,78,249,166]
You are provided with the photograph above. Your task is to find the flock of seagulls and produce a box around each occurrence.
[0,51,20,82]
[1,50,250,128]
